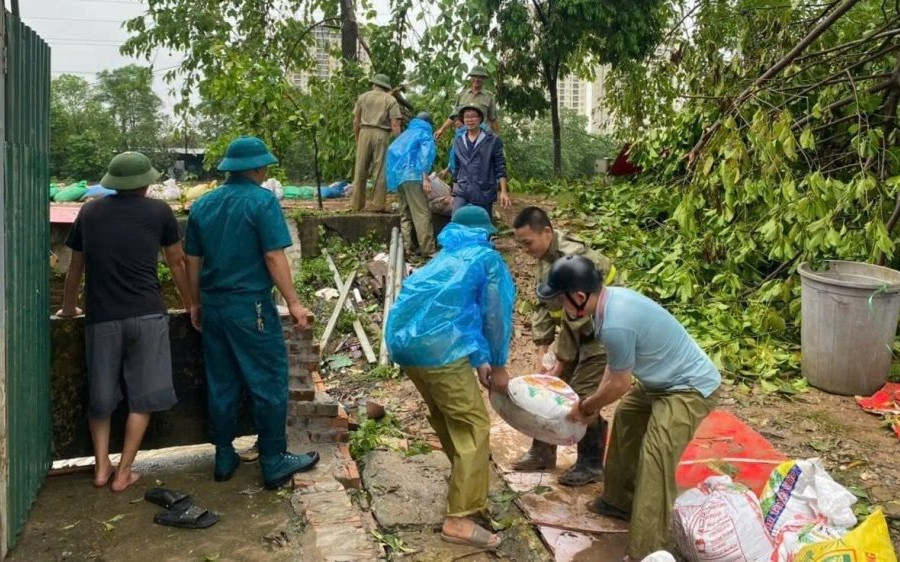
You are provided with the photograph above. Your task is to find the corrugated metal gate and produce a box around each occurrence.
[0,8,52,557]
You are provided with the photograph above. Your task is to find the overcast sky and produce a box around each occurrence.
[18,0,395,113]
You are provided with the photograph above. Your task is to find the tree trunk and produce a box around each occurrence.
[546,66,563,177]
[340,0,358,62]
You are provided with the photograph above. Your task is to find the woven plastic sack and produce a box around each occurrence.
[386,118,436,192]
[761,459,857,561]
[54,181,88,202]
[283,186,316,200]
[185,181,217,201]
[489,374,587,446]
[672,476,775,562]
[795,509,897,562]
[262,178,284,199]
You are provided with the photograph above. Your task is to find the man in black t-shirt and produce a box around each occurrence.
[58,152,192,493]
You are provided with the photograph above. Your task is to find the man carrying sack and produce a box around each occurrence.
[511,206,616,486]
[184,136,320,489]
[385,111,437,258]
[352,73,402,211]
[386,206,515,550]
[538,255,721,560]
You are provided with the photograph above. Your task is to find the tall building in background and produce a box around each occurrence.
[288,27,369,90]
[555,67,614,135]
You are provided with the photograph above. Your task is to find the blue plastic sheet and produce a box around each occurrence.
[81,184,116,200]
[386,118,436,192]
[321,180,348,199]
[386,223,516,368]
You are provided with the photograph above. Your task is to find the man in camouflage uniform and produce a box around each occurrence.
[352,74,402,211]
[434,66,500,139]
[511,206,616,486]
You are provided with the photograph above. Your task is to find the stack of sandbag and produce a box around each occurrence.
[148,178,183,201]
[489,374,586,446]
[672,460,898,562]
[672,476,775,562]
[283,185,316,200]
[184,180,217,201]
[760,458,858,561]
[261,178,284,199]
[53,181,89,202]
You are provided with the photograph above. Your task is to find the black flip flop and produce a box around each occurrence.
[153,505,219,529]
[144,487,192,511]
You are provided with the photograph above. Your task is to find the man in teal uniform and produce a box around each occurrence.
[184,136,320,489]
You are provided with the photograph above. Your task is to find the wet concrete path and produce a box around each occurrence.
[8,438,304,562]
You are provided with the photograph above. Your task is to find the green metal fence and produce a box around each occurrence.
[1,9,52,554]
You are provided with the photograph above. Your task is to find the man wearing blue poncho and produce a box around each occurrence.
[386,112,437,257]
[386,206,516,550]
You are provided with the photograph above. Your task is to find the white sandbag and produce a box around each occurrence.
[760,458,857,562]
[262,178,284,199]
[489,374,586,446]
[641,552,677,562]
[672,476,774,562]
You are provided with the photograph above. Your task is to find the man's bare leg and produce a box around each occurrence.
[89,417,114,487]
[110,412,150,492]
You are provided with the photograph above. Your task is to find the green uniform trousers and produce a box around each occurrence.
[201,298,288,457]
[560,348,606,400]
[353,127,391,211]
[404,358,491,517]
[398,181,436,256]
[603,382,716,559]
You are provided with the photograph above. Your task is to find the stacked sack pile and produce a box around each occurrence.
[672,459,897,561]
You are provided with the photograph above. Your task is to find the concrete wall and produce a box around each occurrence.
[50,310,318,460]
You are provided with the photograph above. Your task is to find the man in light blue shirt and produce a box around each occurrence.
[537,255,720,561]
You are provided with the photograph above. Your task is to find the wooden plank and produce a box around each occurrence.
[379,228,399,365]
[319,269,357,355]
[324,253,377,364]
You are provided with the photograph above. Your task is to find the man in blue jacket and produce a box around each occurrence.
[386,205,515,550]
[386,112,437,257]
[452,104,511,216]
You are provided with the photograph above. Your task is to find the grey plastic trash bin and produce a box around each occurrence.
[799,260,900,396]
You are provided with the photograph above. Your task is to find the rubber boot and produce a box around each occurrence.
[558,418,608,487]
[260,451,322,489]
[214,446,241,482]
[510,440,557,472]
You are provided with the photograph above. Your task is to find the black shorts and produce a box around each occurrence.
[84,313,177,418]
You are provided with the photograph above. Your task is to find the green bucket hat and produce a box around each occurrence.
[468,65,489,78]
[217,136,278,172]
[370,73,392,90]
[450,105,463,119]
[458,103,486,121]
[452,205,497,234]
[100,151,161,191]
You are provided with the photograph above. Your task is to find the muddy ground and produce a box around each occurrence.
[323,194,900,554]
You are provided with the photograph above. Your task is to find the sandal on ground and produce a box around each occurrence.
[587,498,631,521]
[153,504,219,529]
[440,524,501,550]
[144,487,192,511]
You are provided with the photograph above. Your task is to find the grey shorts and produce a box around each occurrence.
[85,313,177,419]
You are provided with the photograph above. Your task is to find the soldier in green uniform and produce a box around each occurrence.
[510,206,617,486]
[352,74,402,212]
[434,66,500,139]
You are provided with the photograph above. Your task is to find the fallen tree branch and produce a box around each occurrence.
[687,0,863,166]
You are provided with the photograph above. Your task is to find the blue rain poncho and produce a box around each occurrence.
[386,223,516,368]
[386,118,437,192]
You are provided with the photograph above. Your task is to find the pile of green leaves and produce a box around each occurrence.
[567,0,900,386]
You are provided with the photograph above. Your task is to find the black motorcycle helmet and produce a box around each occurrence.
[536,255,602,302]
